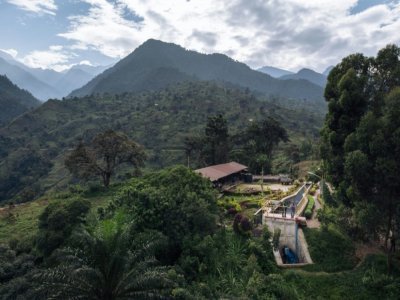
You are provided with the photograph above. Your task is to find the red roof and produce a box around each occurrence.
[195,162,248,181]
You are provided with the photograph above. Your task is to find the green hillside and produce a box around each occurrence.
[70,39,324,104]
[0,75,41,126]
[0,81,323,202]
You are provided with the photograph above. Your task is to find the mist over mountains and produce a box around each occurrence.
[0,50,108,101]
[258,65,333,87]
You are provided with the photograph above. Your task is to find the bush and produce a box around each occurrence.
[304,195,315,219]
[272,228,281,250]
[233,213,253,235]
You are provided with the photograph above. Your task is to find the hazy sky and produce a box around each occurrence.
[0,0,399,72]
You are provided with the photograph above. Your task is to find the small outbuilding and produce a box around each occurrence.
[195,162,248,186]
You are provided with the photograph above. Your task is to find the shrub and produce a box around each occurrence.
[272,228,281,250]
[233,213,253,235]
[304,195,315,219]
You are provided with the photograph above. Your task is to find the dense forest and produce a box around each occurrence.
[0,38,399,299]
[0,75,40,126]
[0,81,322,203]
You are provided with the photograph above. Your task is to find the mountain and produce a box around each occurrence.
[53,68,94,95]
[0,75,40,126]
[0,57,62,100]
[70,39,324,104]
[323,65,334,76]
[0,81,324,202]
[257,66,293,78]
[0,50,108,99]
[280,68,327,87]
[70,64,111,76]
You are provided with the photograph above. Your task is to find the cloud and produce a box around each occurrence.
[0,48,18,58]
[20,45,74,71]
[6,0,57,15]
[12,0,399,72]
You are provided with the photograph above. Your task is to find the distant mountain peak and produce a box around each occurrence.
[280,68,327,87]
[257,66,293,78]
[69,39,324,105]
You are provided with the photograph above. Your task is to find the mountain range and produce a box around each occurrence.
[0,75,40,126]
[258,65,334,87]
[0,81,324,202]
[70,39,325,104]
[0,51,109,101]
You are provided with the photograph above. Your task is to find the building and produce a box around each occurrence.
[195,162,249,186]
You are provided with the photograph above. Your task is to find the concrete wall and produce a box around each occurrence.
[265,218,313,265]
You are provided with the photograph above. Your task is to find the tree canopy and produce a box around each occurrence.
[321,44,400,248]
[65,130,146,187]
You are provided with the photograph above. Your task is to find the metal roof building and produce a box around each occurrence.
[195,162,248,182]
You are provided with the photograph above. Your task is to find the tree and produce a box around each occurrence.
[114,166,218,244]
[183,135,203,168]
[35,224,172,299]
[65,130,146,187]
[242,118,288,173]
[36,199,91,256]
[321,45,400,257]
[202,114,230,165]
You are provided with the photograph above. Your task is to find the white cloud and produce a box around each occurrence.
[20,45,74,71]
[0,48,18,58]
[79,60,94,66]
[6,0,57,15]
[24,0,400,71]
[56,0,400,72]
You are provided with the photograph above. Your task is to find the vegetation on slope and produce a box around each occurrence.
[0,75,40,126]
[70,39,325,105]
[0,81,323,202]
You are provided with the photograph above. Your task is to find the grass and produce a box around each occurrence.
[301,226,358,273]
[0,184,120,244]
[285,254,400,300]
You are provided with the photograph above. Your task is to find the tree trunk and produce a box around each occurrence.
[103,172,111,187]
[261,166,264,195]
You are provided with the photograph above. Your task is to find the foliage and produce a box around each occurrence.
[0,81,324,202]
[233,213,253,236]
[320,45,400,245]
[35,223,173,299]
[304,195,315,219]
[202,114,230,165]
[303,226,357,272]
[108,166,218,250]
[0,244,38,299]
[36,198,91,256]
[0,75,40,127]
[238,118,289,173]
[65,130,146,187]
[272,228,281,251]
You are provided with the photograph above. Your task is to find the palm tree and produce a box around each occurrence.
[35,222,172,299]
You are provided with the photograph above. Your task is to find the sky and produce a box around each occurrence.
[0,0,399,72]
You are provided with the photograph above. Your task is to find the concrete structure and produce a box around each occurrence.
[254,183,314,267]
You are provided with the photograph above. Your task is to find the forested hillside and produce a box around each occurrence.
[0,75,40,126]
[0,81,323,202]
[70,39,324,104]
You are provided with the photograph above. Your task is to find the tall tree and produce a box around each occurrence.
[321,45,400,255]
[65,130,146,187]
[243,118,288,173]
[202,114,230,165]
